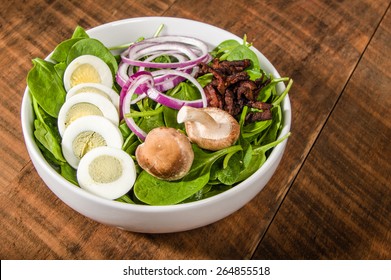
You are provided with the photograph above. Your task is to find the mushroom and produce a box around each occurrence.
[177,106,240,151]
[135,127,194,181]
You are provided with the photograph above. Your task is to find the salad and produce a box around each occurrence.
[27,25,292,205]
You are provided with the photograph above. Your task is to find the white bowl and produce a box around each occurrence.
[21,17,291,233]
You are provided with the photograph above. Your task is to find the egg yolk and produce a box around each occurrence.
[88,155,123,183]
[72,131,107,159]
[65,103,103,128]
[70,64,101,88]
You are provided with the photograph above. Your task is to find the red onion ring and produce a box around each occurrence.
[116,35,211,88]
[118,36,211,140]
[121,76,153,141]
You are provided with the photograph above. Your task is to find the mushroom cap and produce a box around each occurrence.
[184,107,240,151]
[135,127,194,181]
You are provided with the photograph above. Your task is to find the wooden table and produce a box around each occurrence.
[1,0,390,260]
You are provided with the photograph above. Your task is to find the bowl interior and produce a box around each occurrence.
[21,17,291,213]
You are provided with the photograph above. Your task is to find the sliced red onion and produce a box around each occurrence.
[130,35,209,54]
[122,43,198,66]
[146,88,204,109]
[118,36,211,140]
[121,76,152,141]
[116,36,212,90]
[124,35,208,59]
[116,61,130,87]
[119,72,153,118]
[151,69,208,108]
[119,36,209,70]
[121,52,209,69]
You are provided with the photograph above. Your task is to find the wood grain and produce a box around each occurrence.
[0,0,390,260]
[254,4,391,260]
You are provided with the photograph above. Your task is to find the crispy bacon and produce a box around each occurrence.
[197,59,273,123]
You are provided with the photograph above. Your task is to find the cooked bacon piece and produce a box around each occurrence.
[246,100,273,110]
[236,80,257,100]
[224,88,243,116]
[245,110,273,123]
[226,72,249,88]
[197,59,273,123]
[212,58,252,74]
[204,84,223,109]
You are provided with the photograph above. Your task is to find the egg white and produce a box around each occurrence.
[58,92,119,137]
[61,115,123,169]
[63,55,113,91]
[77,146,136,200]
[66,82,120,111]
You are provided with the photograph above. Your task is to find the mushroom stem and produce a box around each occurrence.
[177,106,219,130]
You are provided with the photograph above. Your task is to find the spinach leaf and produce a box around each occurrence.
[71,26,89,39]
[202,185,233,199]
[27,58,66,118]
[51,26,90,63]
[51,38,84,63]
[35,140,77,187]
[242,119,272,141]
[138,109,165,133]
[182,184,213,202]
[247,69,266,81]
[216,151,243,185]
[125,98,166,135]
[67,38,118,76]
[53,61,67,79]
[196,73,213,87]
[257,77,289,102]
[241,139,253,168]
[183,184,233,203]
[236,132,291,183]
[122,132,141,155]
[33,119,65,163]
[134,171,210,205]
[259,105,282,146]
[211,39,240,58]
[32,97,65,163]
[60,162,78,186]
[134,145,242,205]
[214,36,260,71]
[226,44,260,71]
[35,140,62,169]
[272,78,293,106]
[116,194,135,204]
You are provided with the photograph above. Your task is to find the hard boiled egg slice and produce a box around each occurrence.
[66,82,119,111]
[63,55,113,92]
[62,115,123,169]
[77,146,136,200]
[58,92,119,137]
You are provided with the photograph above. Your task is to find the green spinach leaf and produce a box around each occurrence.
[134,145,242,205]
[67,38,118,76]
[216,151,243,185]
[257,77,289,102]
[32,96,65,163]
[226,44,260,71]
[236,132,291,183]
[71,26,90,39]
[214,36,260,70]
[259,105,282,146]
[51,26,90,63]
[211,39,240,58]
[51,38,84,63]
[60,162,78,186]
[27,58,66,118]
